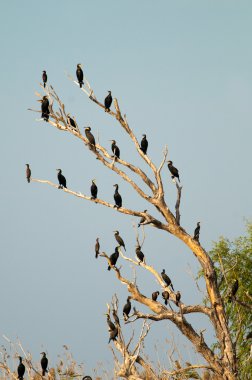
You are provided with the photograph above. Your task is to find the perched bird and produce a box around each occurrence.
[106,314,116,331]
[67,114,77,129]
[42,71,47,88]
[84,127,96,151]
[152,291,160,301]
[194,222,200,241]
[228,279,239,302]
[76,64,84,88]
[108,326,118,343]
[57,169,67,189]
[167,160,180,182]
[40,352,48,376]
[176,291,181,306]
[26,164,31,183]
[114,231,126,251]
[140,134,148,154]
[135,245,145,263]
[108,246,120,270]
[112,309,120,326]
[161,269,174,291]
[162,291,170,305]
[90,179,98,199]
[17,356,25,380]
[38,96,50,122]
[95,237,100,259]
[123,296,132,321]
[104,91,112,111]
[111,140,120,159]
[113,184,122,208]
[138,210,148,227]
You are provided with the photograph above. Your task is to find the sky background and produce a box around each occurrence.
[0,0,251,377]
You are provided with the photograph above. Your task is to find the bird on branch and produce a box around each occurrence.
[108,246,120,271]
[26,164,31,183]
[112,309,120,326]
[106,313,116,331]
[152,291,160,301]
[108,326,118,343]
[104,91,112,111]
[162,291,170,305]
[167,160,180,182]
[135,245,145,264]
[138,210,148,227]
[176,291,181,306]
[95,237,100,258]
[76,64,84,88]
[84,127,96,151]
[17,356,25,380]
[42,70,47,88]
[114,230,126,251]
[90,179,98,199]
[161,269,174,291]
[228,279,239,302]
[140,134,148,154]
[57,169,67,189]
[38,95,50,122]
[110,140,120,159]
[123,296,132,321]
[113,184,122,208]
[40,352,48,376]
[67,114,77,129]
[194,222,200,241]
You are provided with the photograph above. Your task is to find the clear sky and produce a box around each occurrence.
[1,0,251,376]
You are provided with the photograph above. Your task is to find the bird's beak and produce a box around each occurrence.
[37,99,43,102]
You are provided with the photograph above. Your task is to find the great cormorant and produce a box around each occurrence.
[162,291,169,305]
[26,164,31,183]
[161,269,174,291]
[114,231,126,251]
[152,291,160,301]
[194,222,200,241]
[57,169,67,189]
[84,127,96,151]
[138,210,148,227]
[106,314,116,331]
[228,279,239,302]
[176,291,181,306]
[67,114,77,129]
[95,237,100,258]
[112,309,120,326]
[76,64,84,88]
[110,140,120,159]
[104,91,112,111]
[135,245,145,263]
[40,352,48,376]
[91,179,98,199]
[123,296,131,321]
[17,356,25,380]
[38,96,50,122]
[140,134,148,154]
[42,71,47,88]
[113,184,122,208]
[167,161,180,182]
[108,246,120,270]
[108,326,118,343]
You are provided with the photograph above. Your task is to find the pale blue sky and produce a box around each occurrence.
[1,0,251,376]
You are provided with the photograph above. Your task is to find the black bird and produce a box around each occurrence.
[106,314,116,331]
[57,169,67,189]
[38,96,50,122]
[108,246,120,271]
[152,291,160,301]
[76,64,84,88]
[123,296,131,321]
[162,291,170,305]
[161,269,174,291]
[26,164,31,183]
[91,179,98,199]
[140,134,148,154]
[40,352,48,376]
[228,279,239,302]
[112,309,120,326]
[67,114,77,129]
[42,70,47,88]
[104,91,112,111]
[108,326,118,343]
[83,377,92,380]
[138,210,148,227]
[84,127,96,151]
[113,184,122,208]
[135,245,145,263]
[95,237,100,258]
[176,291,181,306]
[167,160,180,182]
[110,140,120,159]
[194,222,200,241]
[17,356,25,380]
[114,231,126,251]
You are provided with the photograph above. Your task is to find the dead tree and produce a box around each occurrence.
[28,71,239,380]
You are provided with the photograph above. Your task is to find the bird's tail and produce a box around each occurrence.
[95,252,99,258]
[27,178,30,183]
[165,299,167,305]
[42,370,45,376]
[44,83,46,88]
[108,265,111,271]
[178,177,180,183]
[171,284,174,291]
[79,82,82,88]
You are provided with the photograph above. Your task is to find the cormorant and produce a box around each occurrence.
[123,296,131,321]
[176,291,181,306]
[138,210,148,227]
[38,96,50,122]
[40,352,48,376]
[76,64,84,88]
[228,279,239,302]
[95,237,100,258]
[114,231,126,251]
[161,269,174,291]
[167,160,180,182]
[135,245,145,263]
[67,114,77,129]
[112,309,120,326]
[113,184,122,208]
[162,291,169,305]
[104,91,112,111]
[108,326,118,343]
[91,179,98,199]
[194,222,200,241]
[17,356,25,380]
[106,314,116,331]
[152,291,160,301]
[110,140,120,159]
[140,134,148,154]
[57,169,67,189]
[84,127,96,151]
[42,71,47,88]
[108,246,120,270]
[26,164,31,183]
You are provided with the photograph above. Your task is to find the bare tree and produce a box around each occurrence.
[28,71,239,380]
